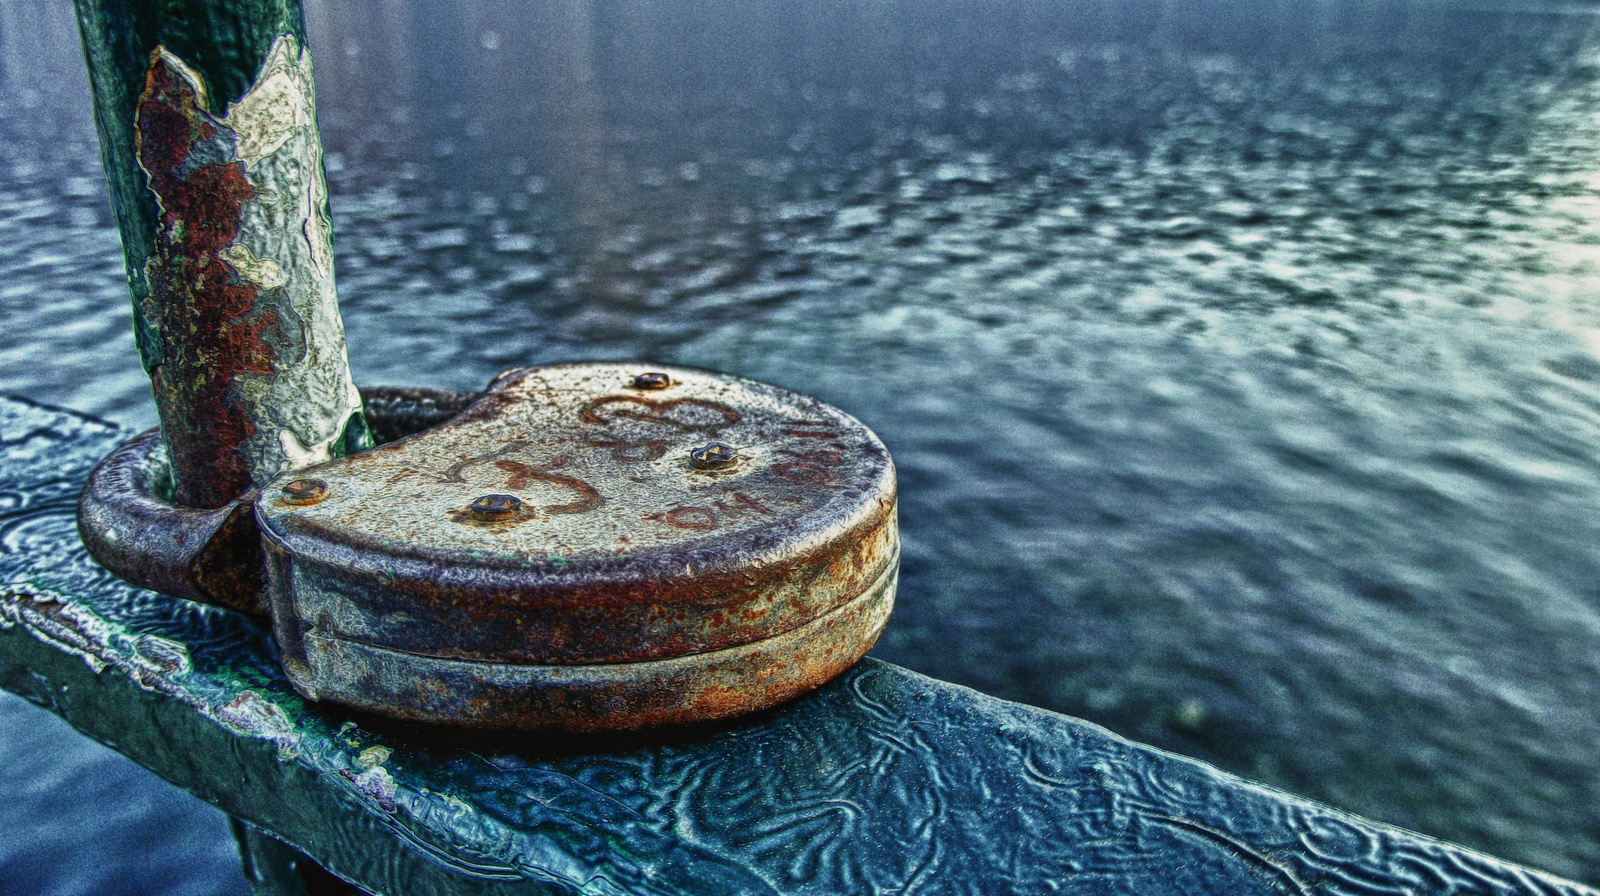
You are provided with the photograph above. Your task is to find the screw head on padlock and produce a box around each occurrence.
[689,441,739,470]
[80,362,898,732]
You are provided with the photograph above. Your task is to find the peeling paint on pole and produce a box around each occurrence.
[75,0,369,510]
[136,37,367,508]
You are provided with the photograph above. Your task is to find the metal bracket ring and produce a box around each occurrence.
[76,386,479,618]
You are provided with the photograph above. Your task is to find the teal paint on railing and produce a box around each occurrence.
[1,394,1590,895]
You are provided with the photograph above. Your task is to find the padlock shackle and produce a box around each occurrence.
[76,386,475,618]
[74,0,370,509]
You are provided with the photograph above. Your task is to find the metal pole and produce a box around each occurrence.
[74,0,370,509]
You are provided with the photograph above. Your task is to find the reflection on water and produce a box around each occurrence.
[6,0,1600,887]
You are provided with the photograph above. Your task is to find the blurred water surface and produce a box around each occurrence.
[6,0,1600,889]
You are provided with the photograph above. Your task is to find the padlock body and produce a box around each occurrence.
[257,363,898,730]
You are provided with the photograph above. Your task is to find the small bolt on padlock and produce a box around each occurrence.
[630,371,672,390]
[468,494,522,522]
[281,479,330,506]
[689,442,739,469]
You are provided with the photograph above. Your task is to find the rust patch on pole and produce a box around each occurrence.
[134,37,367,509]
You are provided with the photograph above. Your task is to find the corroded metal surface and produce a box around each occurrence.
[75,429,265,617]
[73,0,313,376]
[76,387,473,623]
[291,564,894,730]
[258,362,899,730]
[4,395,1595,896]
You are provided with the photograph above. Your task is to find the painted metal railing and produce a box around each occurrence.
[2,396,1589,893]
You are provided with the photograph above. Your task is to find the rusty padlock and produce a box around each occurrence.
[79,362,898,731]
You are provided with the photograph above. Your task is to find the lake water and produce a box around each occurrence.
[5,0,1600,890]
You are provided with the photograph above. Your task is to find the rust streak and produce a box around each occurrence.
[495,460,602,514]
[138,50,266,508]
[579,395,742,430]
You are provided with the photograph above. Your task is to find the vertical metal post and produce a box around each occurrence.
[74,0,370,509]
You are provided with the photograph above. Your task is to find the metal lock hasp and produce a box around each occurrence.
[80,362,899,731]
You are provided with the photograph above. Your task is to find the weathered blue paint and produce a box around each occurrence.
[2,394,1590,895]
